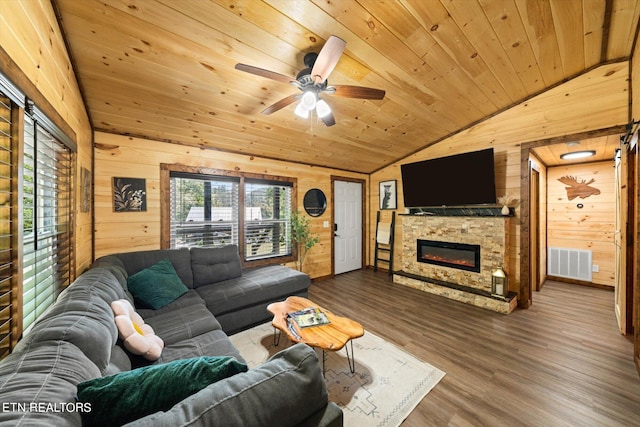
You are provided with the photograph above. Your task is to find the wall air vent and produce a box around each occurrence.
[548,247,592,282]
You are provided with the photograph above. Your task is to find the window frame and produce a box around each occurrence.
[160,163,297,267]
[0,72,77,358]
[0,92,17,359]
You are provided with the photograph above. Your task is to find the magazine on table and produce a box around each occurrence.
[288,307,331,328]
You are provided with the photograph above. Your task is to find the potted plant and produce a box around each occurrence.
[290,211,319,272]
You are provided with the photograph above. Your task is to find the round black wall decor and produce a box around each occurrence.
[303,188,327,217]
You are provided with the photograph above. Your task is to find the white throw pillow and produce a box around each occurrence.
[111,299,164,361]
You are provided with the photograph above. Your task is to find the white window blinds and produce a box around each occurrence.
[22,114,72,333]
[170,173,240,248]
[168,172,293,261]
[0,93,14,358]
[244,179,292,260]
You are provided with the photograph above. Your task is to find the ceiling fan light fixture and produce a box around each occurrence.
[316,99,331,118]
[560,150,596,160]
[235,35,384,124]
[300,91,317,110]
[294,101,310,118]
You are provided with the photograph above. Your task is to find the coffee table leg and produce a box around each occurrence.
[345,340,356,374]
[272,327,281,347]
[321,341,356,377]
[322,350,326,377]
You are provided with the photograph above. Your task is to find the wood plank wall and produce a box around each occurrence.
[0,0,93,275]
[547,161,615,287]
[370,62,629,297]
[93,132,367,279]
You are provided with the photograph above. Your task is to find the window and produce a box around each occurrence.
[244,179,292,260]
[0,73,76,358]
[170,174,240,248]
[0,92,15,358]
[162,165,295,265]
[22,112,72,332]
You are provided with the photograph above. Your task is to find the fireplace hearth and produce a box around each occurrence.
[417,239,481,273]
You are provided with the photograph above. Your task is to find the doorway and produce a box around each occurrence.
[530,164,541,293]
[332,178,364,275]
[521,128,626,308]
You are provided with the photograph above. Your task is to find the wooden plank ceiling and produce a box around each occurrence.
[54,0,640,174]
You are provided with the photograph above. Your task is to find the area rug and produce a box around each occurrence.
[229,323,445,427]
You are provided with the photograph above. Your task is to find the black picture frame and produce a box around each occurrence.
[379,180,397,210]
[113,177,147,212]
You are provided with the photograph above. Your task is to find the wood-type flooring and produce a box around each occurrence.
[309,269,640,426]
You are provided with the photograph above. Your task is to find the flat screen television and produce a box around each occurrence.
[401,148,496,207]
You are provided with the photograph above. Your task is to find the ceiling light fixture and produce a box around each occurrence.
[294,101,310,118]
[315,99,331,118]
[560,150,596,160]
[294,90,332,120]
[300,91,316,110]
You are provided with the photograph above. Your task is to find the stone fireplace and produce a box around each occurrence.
[394,211,517,313]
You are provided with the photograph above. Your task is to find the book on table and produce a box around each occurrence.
[288,307,331,328]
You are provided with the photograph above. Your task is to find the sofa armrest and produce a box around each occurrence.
[126,343,341,427]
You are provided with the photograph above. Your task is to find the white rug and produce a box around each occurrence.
[229,323,445,427]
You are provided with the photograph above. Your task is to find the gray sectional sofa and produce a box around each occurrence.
[0,245,343,426]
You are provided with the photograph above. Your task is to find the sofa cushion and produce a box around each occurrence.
[158,329,245,364]
[0,340,99,426]
[91,255,129,287]
[82,267,131,304]
[104,345,133,376]
[90,255,135,304]
[24,276,119,372]
[105,248,194,288]
[196,265,310,316]
[127,259,189,309]
[142,303,221,346]
[77,356,248,427]
[128,344,327,427]
[136,290,206,319]
[0,339,100,384]
[190,245,242,288]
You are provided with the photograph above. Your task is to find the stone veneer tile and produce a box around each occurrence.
[395,215,514,313]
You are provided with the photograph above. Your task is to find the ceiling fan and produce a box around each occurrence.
[235,36,385,126]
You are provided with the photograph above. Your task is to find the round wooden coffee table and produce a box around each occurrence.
[267,296,364,374]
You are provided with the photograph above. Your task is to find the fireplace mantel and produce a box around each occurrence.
[394,214,517,313]
[403,206,514,217]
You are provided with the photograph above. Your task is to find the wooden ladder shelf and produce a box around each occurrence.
[374,211,395,276]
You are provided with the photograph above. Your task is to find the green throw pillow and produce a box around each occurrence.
[77,356,248,427]
[127,259,188,309]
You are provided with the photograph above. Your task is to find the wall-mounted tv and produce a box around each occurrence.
[401,148,497,207]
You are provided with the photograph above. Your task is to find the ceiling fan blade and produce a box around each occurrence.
[329,85,386,100]
[261,93,301,115]
[310,36,346,84]
[319,110,336,127]
[235,63,296,85]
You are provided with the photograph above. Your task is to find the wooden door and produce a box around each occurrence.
[630,138,640,372]
[530,165,541,291]
[614,147,628,334]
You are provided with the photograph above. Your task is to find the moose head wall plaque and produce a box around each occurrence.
[557,176,601,200]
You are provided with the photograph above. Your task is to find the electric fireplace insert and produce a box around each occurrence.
[417,239,481,273]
